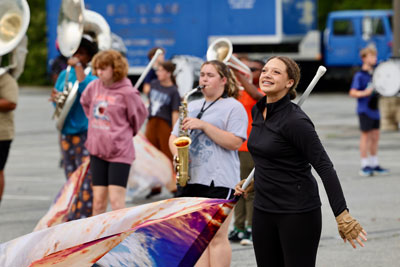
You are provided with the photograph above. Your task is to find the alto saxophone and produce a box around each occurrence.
[173,85,204,187]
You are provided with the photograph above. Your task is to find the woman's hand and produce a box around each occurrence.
[67,57,80,67]
[49,88,60,103]
[335,210,367,248]
[182,117,205,131]
[234,179,254,199]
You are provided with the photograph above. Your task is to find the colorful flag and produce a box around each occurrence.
[127,133,175,200]
[34,160,90,230]
[0,197,235,267]
[34,133,174,231]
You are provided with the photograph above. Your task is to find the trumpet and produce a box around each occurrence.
[173,85,204,187]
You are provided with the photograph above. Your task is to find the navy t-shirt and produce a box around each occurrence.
[148,80,181,126]
[143,68,157,84]
[350,70,380,120]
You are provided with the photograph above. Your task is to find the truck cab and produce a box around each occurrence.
[324,10,393,67]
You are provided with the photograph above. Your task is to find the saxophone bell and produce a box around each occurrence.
[173,136,191,187]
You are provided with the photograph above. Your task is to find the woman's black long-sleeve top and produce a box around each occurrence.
[248,94,347,217]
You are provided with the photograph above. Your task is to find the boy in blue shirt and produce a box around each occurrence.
[349,47,389,176]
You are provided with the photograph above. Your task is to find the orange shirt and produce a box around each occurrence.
[237,89,263,152]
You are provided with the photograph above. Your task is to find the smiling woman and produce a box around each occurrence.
[235,56,367,267]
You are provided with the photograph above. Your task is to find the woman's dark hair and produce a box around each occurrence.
[159,61,177,85]
[266,56,300,100]
[79,35,98,59]
[147,47,166,60]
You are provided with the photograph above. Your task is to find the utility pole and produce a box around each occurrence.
[394,0,400,57]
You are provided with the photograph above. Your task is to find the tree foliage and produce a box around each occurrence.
[18,0,48,85]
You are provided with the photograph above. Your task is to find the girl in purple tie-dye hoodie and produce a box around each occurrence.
[81,50,148,215]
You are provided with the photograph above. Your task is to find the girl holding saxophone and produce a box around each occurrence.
[169,60,248,267]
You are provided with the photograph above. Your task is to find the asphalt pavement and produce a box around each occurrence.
[0,87,399,266]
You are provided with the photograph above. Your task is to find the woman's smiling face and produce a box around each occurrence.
[259,58,293,100]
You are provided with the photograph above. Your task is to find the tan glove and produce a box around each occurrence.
[336,210,365,245]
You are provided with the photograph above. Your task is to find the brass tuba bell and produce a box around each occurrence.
[206,37,253,82]
[0,0,30,77]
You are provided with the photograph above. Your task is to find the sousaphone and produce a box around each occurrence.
[0,0,30,77]
[53,0,111,131]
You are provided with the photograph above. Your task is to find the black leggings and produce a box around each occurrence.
[90,155,131,187]
[252,207,322,267]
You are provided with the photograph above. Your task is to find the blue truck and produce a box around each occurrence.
[46,0,394,85]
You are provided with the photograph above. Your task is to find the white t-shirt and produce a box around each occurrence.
[172,97,248,189]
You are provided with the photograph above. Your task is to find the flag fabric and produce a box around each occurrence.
[34,133,174,231]
[126,133,175,200]
[0,197,235,267]
[34,160,90,230]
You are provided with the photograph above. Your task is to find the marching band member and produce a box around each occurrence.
[349,47,389,176]
[142,46,165,96]
[145,60,181,198]
[0,72,18,207]
[228,59,264,245]
[80,50,148,215]
[169,60,247,267]
[145,60,181,161]
[50,34,98,219]
[235,56,367,267]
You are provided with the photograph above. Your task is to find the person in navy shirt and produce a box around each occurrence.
[349,46,389,176]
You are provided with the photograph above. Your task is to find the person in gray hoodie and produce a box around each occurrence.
[81,50,148,215]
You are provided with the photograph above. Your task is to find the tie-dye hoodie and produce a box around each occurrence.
[80,78,148,164]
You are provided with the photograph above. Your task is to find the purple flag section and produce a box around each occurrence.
[0,197,235,267]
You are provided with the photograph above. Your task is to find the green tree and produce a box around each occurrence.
[19,0,49,85]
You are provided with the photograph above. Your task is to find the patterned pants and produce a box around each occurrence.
[60,132,93,220]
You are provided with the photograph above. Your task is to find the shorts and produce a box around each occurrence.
[0,140,12,171]
[180,181,234,200]
[90,155,131,187]
[358,113,380,132]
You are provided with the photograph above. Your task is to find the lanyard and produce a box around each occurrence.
[196,97,221,119]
